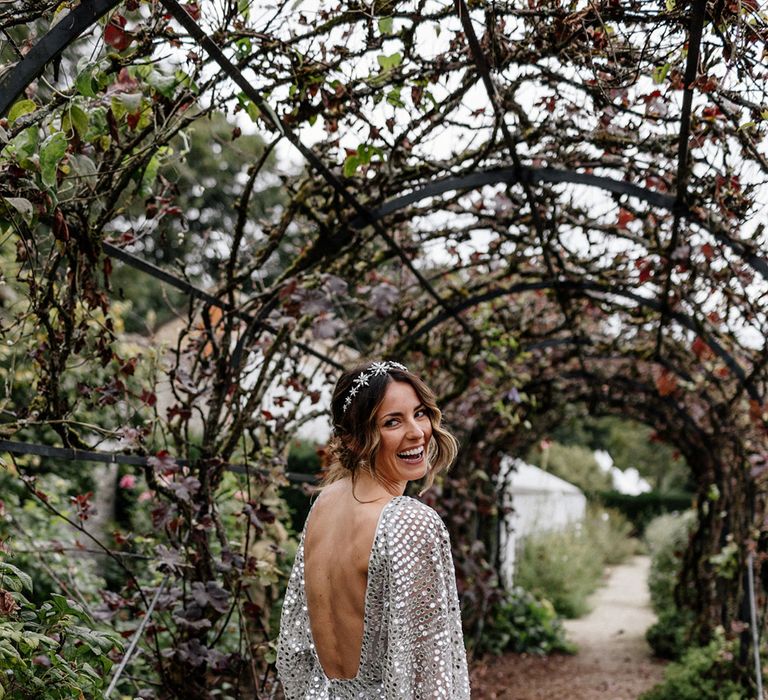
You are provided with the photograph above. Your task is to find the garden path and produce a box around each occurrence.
[470,555,667,699]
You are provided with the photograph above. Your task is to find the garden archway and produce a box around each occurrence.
[1,0,767,695]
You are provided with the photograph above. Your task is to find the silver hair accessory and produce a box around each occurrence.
[342,361,408,415]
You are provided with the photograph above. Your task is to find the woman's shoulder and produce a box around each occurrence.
[384,496,447,536]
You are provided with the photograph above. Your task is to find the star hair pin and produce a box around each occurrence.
[341,361,408,415]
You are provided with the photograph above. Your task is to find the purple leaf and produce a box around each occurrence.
[167,476,200,502]
[172,605,211,631]
[369,282,399,317]
[191,581,230,613]
[156,544,186,574]
[311,314,345,340]
[148,450,179,474]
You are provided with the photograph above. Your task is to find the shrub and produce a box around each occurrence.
[514,525,601,618]
[644,510,696,659]
[645,608,693,660]
[601,490,694,535]
[475,587,576,657]
[639,628,749,700]
[584,505,638,565]
[513,506,635,618]
[0,560,123,698]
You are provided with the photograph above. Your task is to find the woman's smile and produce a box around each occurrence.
[396,446,425,464]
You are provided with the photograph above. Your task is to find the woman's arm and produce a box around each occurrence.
[383,500,470,699]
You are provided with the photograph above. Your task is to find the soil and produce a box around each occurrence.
[470,556,668,699]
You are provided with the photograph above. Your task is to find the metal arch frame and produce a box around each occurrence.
[0,438,319,482]
[0,1,764,400]
[0,0,122,117]
[523,337,696,386]
[2,0,766,284]
[349,165,678,222]
[393,277,760,401]
[348,166,768,282]
[517,339,729,427]
[521,370,712,463]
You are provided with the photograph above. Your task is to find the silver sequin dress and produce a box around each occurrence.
[276,495,471,699]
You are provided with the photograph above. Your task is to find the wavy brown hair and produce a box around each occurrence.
[320,361,458,496]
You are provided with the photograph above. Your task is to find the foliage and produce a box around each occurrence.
[526,441,613,494]
[599,491,694,535]
[281,440,322,533]
[515,527,600,618]
[0,469,108,605]
[514,507,635,618]
[644,511,697,659]
[549,414,691,493]
[473,587,575,657]
[639,628,749,700]
[646,511,697,614]
[0,560,123,699]
[584,506,638,566]
[646,608,694,661]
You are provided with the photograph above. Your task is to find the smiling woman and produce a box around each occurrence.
[276,361,470,699]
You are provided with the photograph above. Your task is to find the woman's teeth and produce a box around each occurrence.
[398,448,424,461]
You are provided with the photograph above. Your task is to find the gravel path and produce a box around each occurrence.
[470,556,667,699]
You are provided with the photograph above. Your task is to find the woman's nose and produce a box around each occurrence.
[405,419,424,438]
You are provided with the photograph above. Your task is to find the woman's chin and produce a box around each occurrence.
[397,458,429,480]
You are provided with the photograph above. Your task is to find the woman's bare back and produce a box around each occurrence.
[303,481,393,679]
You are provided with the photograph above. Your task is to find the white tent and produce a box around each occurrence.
[498,457,587,589]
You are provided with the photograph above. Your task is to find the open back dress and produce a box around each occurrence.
[276,495,470,699]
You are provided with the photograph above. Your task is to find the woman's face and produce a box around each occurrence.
[373,380,433,487]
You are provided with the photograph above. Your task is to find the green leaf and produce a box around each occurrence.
[146,70,177,98]
[343,144,383,177]
[377,52,402,71]
[0,562,33,593]
[174,69,199,94]
[378,17,393,34]
[8,99,36,125]
[237,93,261,122]
[0,638,21,661]
[69,154,98,190]
[652,63,670,84]
[75,65,99,97]
[343,155,360,177]
[69,105,89,137]
[40,132,68,188]
[2,197,34,222]
[386,86,405,108]
[139,153,161,197]
[119,93,143,112]
[9,126,39,161]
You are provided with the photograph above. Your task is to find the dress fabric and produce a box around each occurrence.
[276,495,471,699]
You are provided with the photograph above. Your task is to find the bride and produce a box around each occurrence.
[276,360,470,698]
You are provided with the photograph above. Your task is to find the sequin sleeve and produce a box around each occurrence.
[382,498,471,699]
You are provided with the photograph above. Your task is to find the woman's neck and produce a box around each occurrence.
[349,469,406,500]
